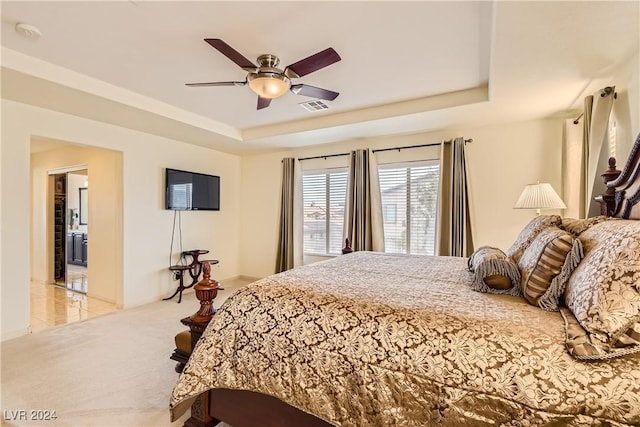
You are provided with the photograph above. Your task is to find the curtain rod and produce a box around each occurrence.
[573,113,584,125]
[298,138,473,161]
[573,87,617,124]
[298,152,350,161]
[373,139,472,154]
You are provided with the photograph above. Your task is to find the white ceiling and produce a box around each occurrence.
[1,1,638,155]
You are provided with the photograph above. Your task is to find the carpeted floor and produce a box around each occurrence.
[1,278,251,427]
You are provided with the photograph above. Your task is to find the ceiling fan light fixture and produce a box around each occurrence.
[187,39,341,109]
[248,72,290,99]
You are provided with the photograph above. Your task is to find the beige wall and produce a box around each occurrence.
[466,119,564,247]
[2,102,31,340]
[2,99,241,340]
[240,118,563,279]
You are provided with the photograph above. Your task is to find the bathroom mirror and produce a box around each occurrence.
[79,187,88,225]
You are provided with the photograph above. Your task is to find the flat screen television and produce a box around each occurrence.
[165,168,220,211]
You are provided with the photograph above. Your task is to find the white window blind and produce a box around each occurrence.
[378,161,440,255]
[303,169,348,255]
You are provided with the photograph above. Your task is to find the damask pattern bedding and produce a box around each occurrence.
[170,252,640,426]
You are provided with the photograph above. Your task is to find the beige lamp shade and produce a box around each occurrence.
[514,182,566,215]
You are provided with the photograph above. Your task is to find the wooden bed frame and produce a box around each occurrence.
[177,133,640,427]
[598,133,640,219]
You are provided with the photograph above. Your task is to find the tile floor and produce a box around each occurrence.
[61,263,89,293]
[30,274,256,334]
[30,281,118,333]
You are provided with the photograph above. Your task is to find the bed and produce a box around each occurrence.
[170,133,640,427]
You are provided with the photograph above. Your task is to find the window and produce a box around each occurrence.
[303,169,348,255]
[378,161,440,255]
[382,204,397,224]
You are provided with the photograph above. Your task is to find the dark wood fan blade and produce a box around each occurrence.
[204,39,257,71]
[185,81,246,87]
[257,96,272,110]
[290,84,339,101]
[284,48,341,78]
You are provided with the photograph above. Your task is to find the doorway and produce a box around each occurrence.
[29,138,123,333]
[51,169,89,293]
[31,138,124,311]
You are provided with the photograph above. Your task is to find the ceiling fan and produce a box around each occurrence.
[186,39,341,110]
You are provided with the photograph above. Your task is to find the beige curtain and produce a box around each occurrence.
[562,117,585,218]
[436,137,474,257]
[581,95,594,217]
[585,87,615,217]
[563,87,615,219]
[344,149,385,251]
[275,158,303,273]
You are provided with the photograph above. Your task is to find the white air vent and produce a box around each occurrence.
[299,100,329,112]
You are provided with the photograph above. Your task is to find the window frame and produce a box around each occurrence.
[302,167,348,257]
[378,159,440,256]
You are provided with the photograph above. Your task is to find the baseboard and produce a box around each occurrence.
[2,327,31,342]
[225,275,261,283]
[86,291,118,306]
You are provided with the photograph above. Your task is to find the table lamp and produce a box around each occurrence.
[513,182,566,215]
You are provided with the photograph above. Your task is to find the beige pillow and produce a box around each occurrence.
[561,216,607,236]
[467,246,521,296]
[483,275,513,290]
[506,215,562,264]
[517,226,583,311]
[565,220,640,351]
[561,307,640,361]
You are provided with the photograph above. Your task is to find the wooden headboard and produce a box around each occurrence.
[598,132,640,219]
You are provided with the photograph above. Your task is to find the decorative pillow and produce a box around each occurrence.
[517,226,583,311]
[506,215,562,264]
[561,216,607,236]
[467,246,521,296]
[560,307,640,361]
[564,220,640,351]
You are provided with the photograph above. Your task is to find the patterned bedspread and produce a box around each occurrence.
[170,252,640,426]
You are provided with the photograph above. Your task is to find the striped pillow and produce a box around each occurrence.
[506,215,562,264]
[517,226,583,311]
